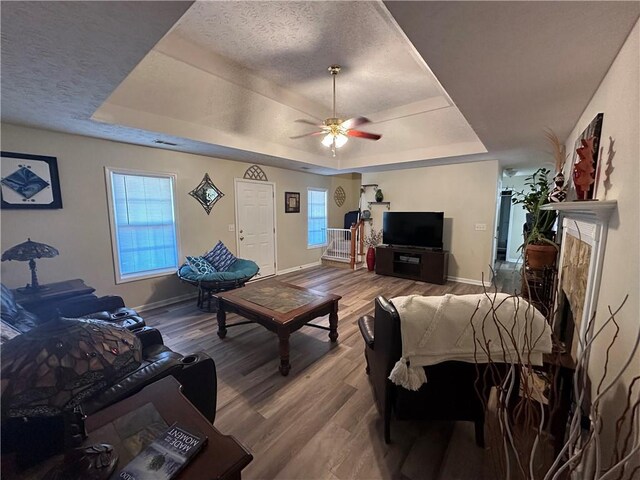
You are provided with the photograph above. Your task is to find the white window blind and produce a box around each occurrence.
[307,188,327,247]
[108,170,179,282]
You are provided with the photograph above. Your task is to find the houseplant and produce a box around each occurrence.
[363,228,382,271]
[512,167,558,268]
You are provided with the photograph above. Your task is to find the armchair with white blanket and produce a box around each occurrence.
[357,293,552,445]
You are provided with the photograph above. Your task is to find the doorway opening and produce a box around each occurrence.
[496,190,512,261]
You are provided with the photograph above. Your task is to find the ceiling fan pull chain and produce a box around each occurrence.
[332,69,336,118]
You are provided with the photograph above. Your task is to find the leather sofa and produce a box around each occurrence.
[80,326,217,423]
[358,296,503,446]
[0,284,217,423]
[0,283,145,332]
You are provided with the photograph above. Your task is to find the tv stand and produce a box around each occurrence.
[375,245,449,284]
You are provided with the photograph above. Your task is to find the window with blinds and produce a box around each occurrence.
[106,169,179,282]
[307,188,327,248]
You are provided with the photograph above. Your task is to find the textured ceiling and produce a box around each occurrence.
[0,1,193,145]
[385,1,640,167]
[1,1,638,174]
[172,1,443,116]
[94,0,485,169]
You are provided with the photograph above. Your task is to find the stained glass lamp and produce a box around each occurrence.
[1,238,59,292]
[1,318,141,417]
[1,318,141,467]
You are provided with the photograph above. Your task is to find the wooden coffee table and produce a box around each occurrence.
[215,281,341,376]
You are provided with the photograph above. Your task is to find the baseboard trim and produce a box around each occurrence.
[134,262,321,311]
[447,276,491,287]
[277,261,321,276]
[135,291,198,313]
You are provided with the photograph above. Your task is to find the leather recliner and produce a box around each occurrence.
[0,283,145,331]
[1,285,217,423]
[81,326,217,423]
[358,295,502,447]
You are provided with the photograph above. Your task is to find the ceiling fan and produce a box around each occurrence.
[290,65,382,157]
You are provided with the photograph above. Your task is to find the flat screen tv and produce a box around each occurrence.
[382,211,444,249]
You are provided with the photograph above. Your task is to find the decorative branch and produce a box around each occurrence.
[471,274,637,480]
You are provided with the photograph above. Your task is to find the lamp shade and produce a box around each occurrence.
[1,318,141,419]
[1,238,59,262]
[1,238,60,291]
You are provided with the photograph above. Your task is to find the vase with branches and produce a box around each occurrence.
[364,228,382,271]
[545,129,569,203]
[471,273,638,480]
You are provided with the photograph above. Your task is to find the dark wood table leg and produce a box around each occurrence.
[278,329,291,376]
[329,301,339,343]
[217,303,227,339]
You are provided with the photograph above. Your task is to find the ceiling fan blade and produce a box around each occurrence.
[290,131,324,139]
[341,116,371,130]
[295,119,324,127]
[347,130,382,140]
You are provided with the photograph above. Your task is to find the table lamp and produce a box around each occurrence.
[1,318,141,471]
[1,238,59,292]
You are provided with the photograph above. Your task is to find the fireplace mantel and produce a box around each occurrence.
[541,200,617,222]
[547,200,617,358]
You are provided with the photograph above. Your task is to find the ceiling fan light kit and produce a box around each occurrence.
[291,64,382,157]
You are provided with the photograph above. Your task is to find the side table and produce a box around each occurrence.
[12,278,95,320]
[2,377,253,480]
[87,377,253,479]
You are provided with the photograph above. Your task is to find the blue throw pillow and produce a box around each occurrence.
[186,256,217,276]
[203,241,237,272]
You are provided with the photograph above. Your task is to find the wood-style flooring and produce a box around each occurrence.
[144,266,501,480]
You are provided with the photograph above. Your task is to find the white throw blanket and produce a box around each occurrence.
[388,293,553,390]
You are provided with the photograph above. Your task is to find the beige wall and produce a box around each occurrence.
[362,160,500,283]
[0,124,359,308]
[328,173,362,229]
[562,19,639,465]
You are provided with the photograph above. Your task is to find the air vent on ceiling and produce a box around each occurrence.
[153,139,178,146]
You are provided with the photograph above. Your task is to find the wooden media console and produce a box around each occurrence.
[375,245,449,285]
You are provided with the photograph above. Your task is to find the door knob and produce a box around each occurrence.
[239,236,245,241]
[239,229,243,233]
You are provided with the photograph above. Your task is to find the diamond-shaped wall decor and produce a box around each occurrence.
[189,173,224,215]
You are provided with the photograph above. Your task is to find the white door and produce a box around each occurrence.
[235,179,276,277]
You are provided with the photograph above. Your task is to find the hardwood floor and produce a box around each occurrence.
[144,267,494,479]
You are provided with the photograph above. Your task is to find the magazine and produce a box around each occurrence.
[117,423,207,480]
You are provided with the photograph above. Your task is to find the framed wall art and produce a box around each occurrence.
[1,151,63,209]
[570,113,603,201]
[285,192,300,213]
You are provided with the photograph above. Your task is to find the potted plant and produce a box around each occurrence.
[363,228,382,271]
[512,167,558,269]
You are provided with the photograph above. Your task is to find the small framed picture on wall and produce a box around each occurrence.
[285,191,300,213]
[1,151,63,209]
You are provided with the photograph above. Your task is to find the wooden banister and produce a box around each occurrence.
[349,223,357,270]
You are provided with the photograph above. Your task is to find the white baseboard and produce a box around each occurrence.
[447,276,492,287]
[134,291,198,313]
[277,261,321,276]
[134,262,320,311]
